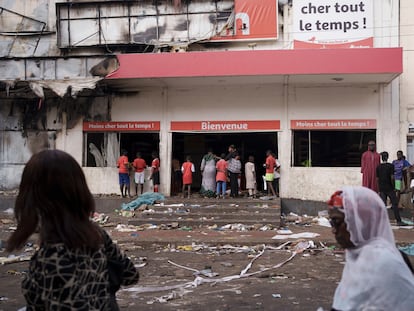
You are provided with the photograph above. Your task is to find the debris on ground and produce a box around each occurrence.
[0,255,32,265]
[272,232,320,240]
[123,243,314,304]
[91,212,109,224]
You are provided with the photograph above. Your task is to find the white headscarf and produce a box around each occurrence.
[332,186,414,311]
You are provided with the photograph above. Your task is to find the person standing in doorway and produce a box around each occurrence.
[181,155,195,198]
[200,148,217,195]
[216,153,228,199]
[361,140,380,192]
[264,150,277,197]
[171,156,182,196]
[392,150,411,205]
[132,152,147,196]
[225,145,240,198]
[376,151,405,226]
[149,151,160,193]
[272,153,281,197]
[245,155,257,198]
[117,149,131,198]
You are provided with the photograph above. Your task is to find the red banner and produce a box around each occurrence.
[212,0,278,41]
[171,120,280,131]
[83,121,160,132]
[290,119,376,129]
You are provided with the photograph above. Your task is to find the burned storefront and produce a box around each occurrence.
[0,0,405,201]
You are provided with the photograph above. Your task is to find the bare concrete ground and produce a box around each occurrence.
[0,196,413,311]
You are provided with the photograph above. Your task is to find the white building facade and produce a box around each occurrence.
[0,0,408,202]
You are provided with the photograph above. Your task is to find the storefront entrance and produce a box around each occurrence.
[172,132,278,192]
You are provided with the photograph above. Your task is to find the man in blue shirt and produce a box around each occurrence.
[392,150,410,206]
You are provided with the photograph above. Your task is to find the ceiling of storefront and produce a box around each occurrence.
[102,72,400,91]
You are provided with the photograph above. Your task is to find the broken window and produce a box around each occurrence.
[292,130,376,167]
[83,132,159,167]
[56,0,234,49]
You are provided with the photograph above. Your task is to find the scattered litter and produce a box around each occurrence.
[91,212,109,224]
[272,232,320,240]
[121,192,165,211]
[159,222,179,230]
[155,203,184,207]
[1,218,14,224]
[146,287,192,304]
[135,224,158,231]
[220,224,250,231]
[194,268,219,278]
[180,226,192,231]
[115,224,138,232]
[276,229,293,234]
[0,296,8,301]
[318,210,329,218]
[391,225,414,230]
[3,208,13,215]
[117,210,135,217]
[124,244,299,303]
[0,255,31,265]
[176,245,194,252]
[272,293,282,298]
[316,217,331,227]
[259,225,274,231]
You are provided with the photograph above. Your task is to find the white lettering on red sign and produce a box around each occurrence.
[201,121,249,131]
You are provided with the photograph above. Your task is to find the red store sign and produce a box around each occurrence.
[83,121,160,132]
[290,119,376,129]
[171,120,280,132]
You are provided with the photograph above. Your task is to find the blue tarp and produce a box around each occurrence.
[121,192,165,211]
[399,244,414,256]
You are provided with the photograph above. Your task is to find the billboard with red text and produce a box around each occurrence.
[293,0,373,49]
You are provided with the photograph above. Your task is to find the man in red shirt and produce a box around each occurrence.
[132,152,147,196]
[117,150,131,198]
[361,140,380,192]
[264,150,277,197]
[149,151,160,193]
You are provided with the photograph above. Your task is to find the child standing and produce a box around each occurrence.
[181,155,195,198]
[216,153,228,199]
[117,149,131,198]
[245,155,257,198]
[132,152,147,196]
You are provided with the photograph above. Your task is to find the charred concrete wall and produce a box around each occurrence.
[0,94,111,190]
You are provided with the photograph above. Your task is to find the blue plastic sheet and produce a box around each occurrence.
[121,192,165,211]
[399,244,414,256]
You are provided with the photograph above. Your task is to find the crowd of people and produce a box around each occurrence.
[117,145,281,199]
[172,145,281,199]
[360,140,413,226]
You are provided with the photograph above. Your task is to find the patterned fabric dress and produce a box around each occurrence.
[22,230,139,311]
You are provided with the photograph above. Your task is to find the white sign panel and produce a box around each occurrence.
[293,0,373,48]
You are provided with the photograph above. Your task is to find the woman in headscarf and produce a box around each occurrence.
[327,186,414,311]
[200,148,217,196]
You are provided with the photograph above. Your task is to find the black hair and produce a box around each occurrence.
[7,150,102,252]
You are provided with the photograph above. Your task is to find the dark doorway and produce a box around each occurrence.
[121,132,160,165]
[172,132,278,192]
